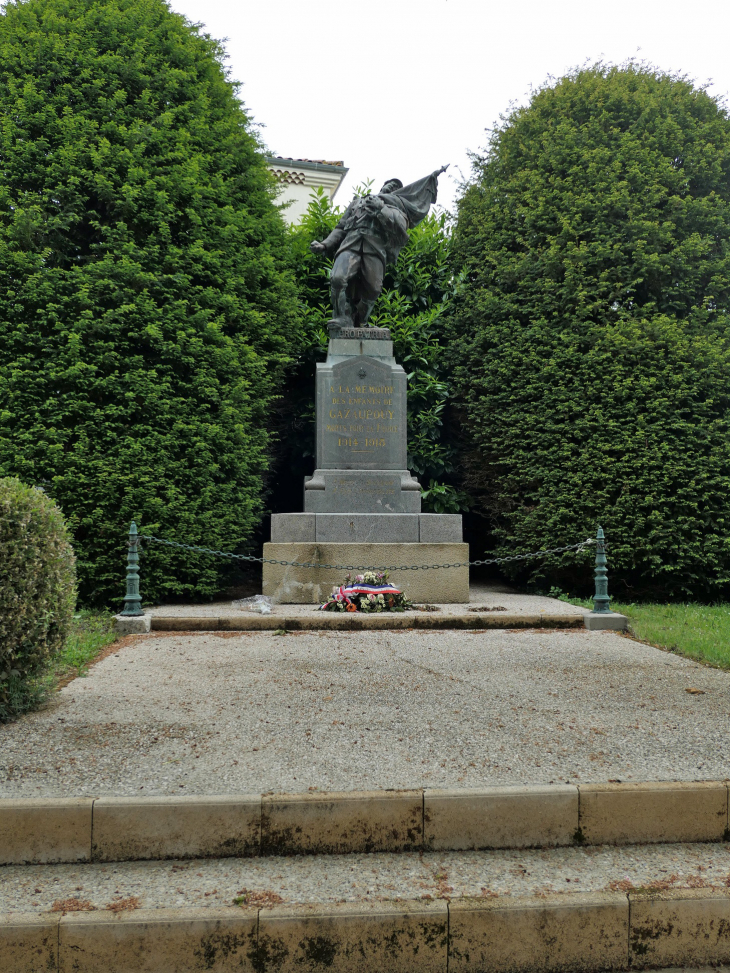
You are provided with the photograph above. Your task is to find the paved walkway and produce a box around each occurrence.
[1,626,728,798]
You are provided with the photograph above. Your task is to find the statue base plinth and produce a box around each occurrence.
[272,512,462,544]
[264,316,468,604]
[262,542,469,604]
[304,469,421,514]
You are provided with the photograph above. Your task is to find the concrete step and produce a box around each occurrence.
[2,840,730,971]
[2,781,728,865]
[118,611,628,633]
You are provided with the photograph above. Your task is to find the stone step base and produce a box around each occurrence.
[261,542,469,604]
[3,861,730,972]
[271,513,462,544]
[2,781,727,866]
[145,613,588,633]
[116,611,626,635]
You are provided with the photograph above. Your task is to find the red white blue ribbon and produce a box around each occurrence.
[337,583,401,600]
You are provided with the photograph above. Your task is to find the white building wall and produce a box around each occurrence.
[266,158,348,226]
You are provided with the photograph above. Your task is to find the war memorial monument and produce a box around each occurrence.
[262,167,469,603]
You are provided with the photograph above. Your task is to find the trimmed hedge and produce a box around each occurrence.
[0,0,300,606]
[448,64,730,598]
[0,476,76,720]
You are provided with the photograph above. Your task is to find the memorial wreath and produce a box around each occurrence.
[319,571,411,612]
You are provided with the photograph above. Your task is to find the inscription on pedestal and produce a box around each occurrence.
[329,326,392,340]
[326,379,396,462]
[316,355,406,470]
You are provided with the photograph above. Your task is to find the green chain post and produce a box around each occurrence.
[591,525,611,614]
[120,521,144,617]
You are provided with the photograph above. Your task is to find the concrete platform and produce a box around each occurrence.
[121,585,627,632]
[148,585,587,619]
[140,586,626,631]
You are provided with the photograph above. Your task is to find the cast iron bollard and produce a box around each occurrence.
[120,521,144,617]
[592,525,611,614]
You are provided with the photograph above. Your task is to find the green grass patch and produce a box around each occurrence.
[614,602,730,669]
[0,611,117,723]
[57,611,117,680]
[560,595,730,669]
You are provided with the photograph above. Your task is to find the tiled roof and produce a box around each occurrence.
[269,156,345,168]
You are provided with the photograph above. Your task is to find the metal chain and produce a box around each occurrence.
[139,534,596,573]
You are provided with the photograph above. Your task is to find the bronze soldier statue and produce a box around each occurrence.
[310,165,448,331]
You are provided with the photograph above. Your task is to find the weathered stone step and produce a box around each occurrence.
[2,781,728,865]
[3,840,730,971]
[138,611,595,633]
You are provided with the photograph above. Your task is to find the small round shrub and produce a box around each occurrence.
[0,477,76,717]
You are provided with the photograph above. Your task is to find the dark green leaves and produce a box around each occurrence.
[449,63,730,597]
[0,476,76,720]
[0,0,300,605]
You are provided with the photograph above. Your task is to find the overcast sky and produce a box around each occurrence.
[168,0,730,213]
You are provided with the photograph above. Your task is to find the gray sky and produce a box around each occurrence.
[169,0,730,213]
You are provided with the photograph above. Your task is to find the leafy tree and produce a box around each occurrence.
[0,0,300,605]
[448,63,730,598]
[272,187,466,516]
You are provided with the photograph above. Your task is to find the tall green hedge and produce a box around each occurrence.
[0,0,300,605]
[448,64,730,598]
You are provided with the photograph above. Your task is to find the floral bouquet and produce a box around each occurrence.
[319,570,411,612]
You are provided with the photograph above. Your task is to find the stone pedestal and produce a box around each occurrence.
[263,543,469,605]
[584,612,629,631]
[271,513,463,544]
[264,329,468,603]
[304,330,420,514]
[304,470,421,514]
[113,614,151,635]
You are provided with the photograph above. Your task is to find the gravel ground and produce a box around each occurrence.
[1,629,729,798]
[1,842,730,916]
[148,584,587,617]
